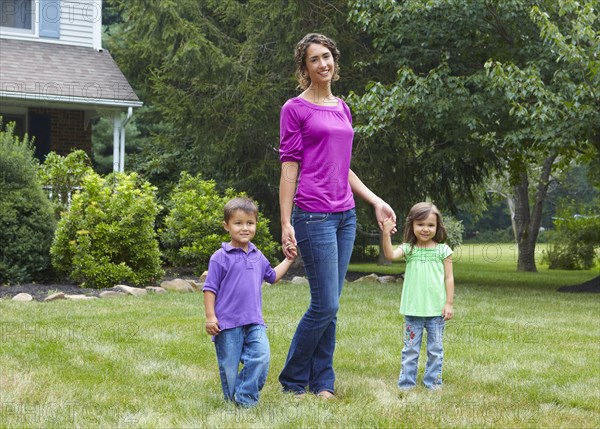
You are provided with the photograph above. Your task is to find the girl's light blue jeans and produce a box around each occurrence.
[279,207,356,394]
[214,324,269,407]
[399,315,445,390]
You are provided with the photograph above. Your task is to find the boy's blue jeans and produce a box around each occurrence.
[214,324,269,407]
[399,315,445,390]
[279,207,356,394]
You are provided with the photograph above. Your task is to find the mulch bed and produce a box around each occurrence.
[8,269,594,302]
[557,275,600,293]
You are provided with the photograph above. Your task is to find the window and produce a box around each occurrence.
[0,0,34,32]
[1,113,26,140]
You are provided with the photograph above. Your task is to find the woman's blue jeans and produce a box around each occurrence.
[279,207,356,394]
[398,315,445,390]
[214,324,270,407]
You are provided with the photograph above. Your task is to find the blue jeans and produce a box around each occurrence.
[214,324,269,407]
[398,316,445,390]
[279,207,356,394]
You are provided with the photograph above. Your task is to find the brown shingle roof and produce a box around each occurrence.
[0,38,141,107]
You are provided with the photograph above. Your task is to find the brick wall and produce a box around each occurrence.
[29,107,92,156]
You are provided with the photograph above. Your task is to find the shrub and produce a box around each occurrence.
[443,214,464,250]
[161,172,278,274]
[0,121,55,284]
[38,150,93,219]
[542,207,600,270]
[51,172,163,288]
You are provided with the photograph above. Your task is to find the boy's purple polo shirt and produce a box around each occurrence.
[203,242,276,330]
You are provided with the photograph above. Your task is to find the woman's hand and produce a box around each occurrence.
[282,223,297,260]
[375,200,397,232]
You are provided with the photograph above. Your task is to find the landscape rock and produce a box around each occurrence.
[12,293,33,302]
[377,276,397,284]
[44,292,66,302]
[145,286,167,294]
[160,279,194,293]
[198,271,209,283]
[65,294,98,301]
[113,285,147,296]
[186,280,203,291]
[291,276,309,285]
[99,291,126,298]
[353,273,380,283]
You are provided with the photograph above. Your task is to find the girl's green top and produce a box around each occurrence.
[400,243,453,317]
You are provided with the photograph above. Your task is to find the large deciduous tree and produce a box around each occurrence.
[348,0,597,271]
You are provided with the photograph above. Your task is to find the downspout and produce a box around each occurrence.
[119,107,133,172]
[112,114,122,172]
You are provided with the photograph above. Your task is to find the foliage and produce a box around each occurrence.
[106,0,380,233]
[543,203,600,270]
[348,0,599,271]
[38,150,93,218]
[0,121,55,284]
[161,172,279,274]
[443,214,464,250]
[51,172,163,288]
[91,116,146,175]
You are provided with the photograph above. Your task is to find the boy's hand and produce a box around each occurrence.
[205,317,221,335]
[442,303,454,321]
[285,242,297,260]
[382,218,397,235]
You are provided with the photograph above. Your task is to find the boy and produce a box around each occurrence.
[203,197,296,407]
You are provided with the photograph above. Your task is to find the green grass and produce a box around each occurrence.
[1,243,598,428]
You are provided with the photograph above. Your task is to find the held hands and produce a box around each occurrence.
[282,224,297,260]
[375,200,397,233]
[284,242,298,261]
[382,218,396,236]
[205,317,221,336]
[442,303,454,321]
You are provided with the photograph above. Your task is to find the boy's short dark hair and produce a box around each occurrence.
[224,197,259,222]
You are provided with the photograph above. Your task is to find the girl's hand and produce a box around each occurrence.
[205,318,221,335]
[282,224,297,260]
[382,218,396,235]
[442,303,454,321]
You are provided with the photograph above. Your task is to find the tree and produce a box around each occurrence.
[106,0,377,235]
[348,0,597,271]
[486,0,599,270]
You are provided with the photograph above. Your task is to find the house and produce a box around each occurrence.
[0,0,141,171]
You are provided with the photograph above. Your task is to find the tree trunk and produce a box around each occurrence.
[512,155,556,272]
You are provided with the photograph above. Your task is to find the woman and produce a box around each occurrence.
[278,33,396,398]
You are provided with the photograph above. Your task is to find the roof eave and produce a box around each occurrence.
[0,91,143,110]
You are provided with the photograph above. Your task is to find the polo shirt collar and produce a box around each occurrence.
[222,242,257,253]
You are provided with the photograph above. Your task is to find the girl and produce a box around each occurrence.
[278,33,396,399]
[382,202,455,390]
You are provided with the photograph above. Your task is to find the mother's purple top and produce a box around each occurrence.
[279,97,355,213]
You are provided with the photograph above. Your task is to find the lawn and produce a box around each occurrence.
[1,244,598,428]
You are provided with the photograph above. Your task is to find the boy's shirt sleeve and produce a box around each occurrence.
[262,253,277,284]
[202,251,225,295]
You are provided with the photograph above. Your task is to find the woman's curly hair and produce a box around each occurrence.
[294,33,340,90]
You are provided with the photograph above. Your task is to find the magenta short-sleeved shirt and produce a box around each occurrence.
[279,97,355,213]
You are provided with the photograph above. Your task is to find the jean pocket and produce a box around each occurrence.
[305,212,330,224]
